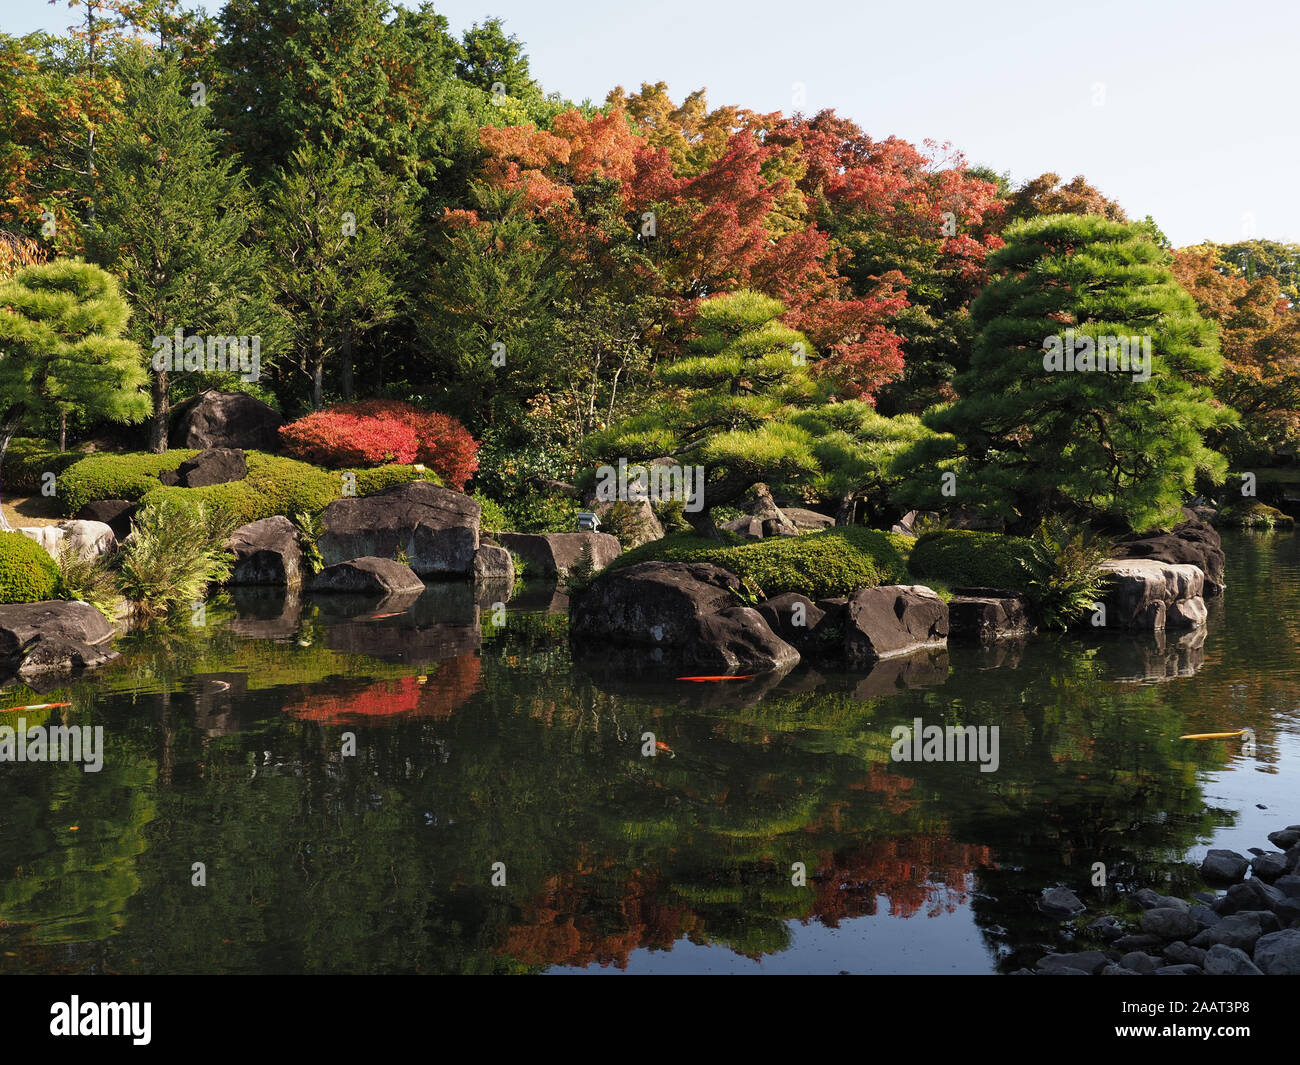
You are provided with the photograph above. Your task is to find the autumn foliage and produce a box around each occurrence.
[278,400,479,489]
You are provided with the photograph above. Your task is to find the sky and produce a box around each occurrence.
[6,0,1297,248]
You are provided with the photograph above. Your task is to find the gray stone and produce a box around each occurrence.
[1203,944,1262,975]
[844,584,948,666]
[1119,951,1162,973]
[0,600,115,657]
[1133,888,1188,912]
[1218,879,1284,914]
[1253,929,1300,974]
[1190,905,1221,929]
[1039,886,1086,917]
[1152,964,1203,975]
[309,557,425,596]
[1098,558,1205,631]
[1162,941,1206,967]
[170,389,283,451]
[1190,912,1264,952]
[1035,950,1110,974]
[1251,852,1289,882]
[1088,916,1125,941]
[947,589,1034,642]
[158,446,246,488]
[497,532,621,579]
[1267,827,1300,850]
[1201,848,1250,884]
[1099,964,1139,976]
[229,516,302,586]
[1140,907,1198,939]
[472,544,514,583]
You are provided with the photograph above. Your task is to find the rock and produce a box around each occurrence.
[947,588,1034,642]
[1218,879,1284,914]
[1275,875,1300,899]
[1119,951,1162,973]
[890,510,935,538]
[782,507,836,532]
[1191,912,1264,952]
[1087,916,1125,941]
[591,498,663,548]
[14,635,118,680]
[1140,907,1199,939]
[1113,933,1165,952]
[1190,905,1221,929]
[1133,888,1188,912]
[1253,929,1300,974]
[228,516,302,586]
[309,557,425,596]
[1098,559,1205,631]
[756,593,827,654]
[1251,852,1289,882]
[1267,827,1300,850]
[1162,941,1206,967]
[472,544,514,583]
[850,649,949,699]
[59,519,117,559]
[1201,849,1251,884]
[1152,964,1203,975]
[843,585,948,666]
[1039,886,1086,918]
[170,389,283,451]
[15,526,65,558]
[318,482,480,578]
[1099,964,1139,976]
[569,561,799,674]
[1168,597,1208,627]
[1113,520,1226,596]
[158,446,247,489]
[0,601,115,657]
[74,500,137,541]
[497,532,621,579]
[1035,950,1110,975]
[1203,944,1262,975]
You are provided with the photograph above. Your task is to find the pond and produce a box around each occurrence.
[1,531,1296,974]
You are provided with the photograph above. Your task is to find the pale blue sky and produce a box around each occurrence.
[7,0,1297,248]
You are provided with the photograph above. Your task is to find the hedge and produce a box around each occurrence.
[1,439,103,497]
[57,450,198,514]
[906,529,1038,591]
[138,452,441,525]
[0,531,60,603]
[607,527,913,600]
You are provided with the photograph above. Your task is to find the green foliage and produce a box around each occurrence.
[609,527,912,600]
[58,450,197,514]
[652,498,693,534]
[498,491,580,534]
[115,501,235,617]
[597,500,659,547]
[1018,517,1114,630]
[473,491,511,534]
[0,439,84,495]
[1217,500,1295,528]
[566,542,597,592]
[0,531,60,603]
[903,215,1236,532]
[907,529,1039,592]
[54,540,119,619]
[289,509,325,577]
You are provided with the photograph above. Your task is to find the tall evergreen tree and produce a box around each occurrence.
[86,45,275,452]
[899,215,1235,531]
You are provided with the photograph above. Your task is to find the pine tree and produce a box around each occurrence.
[902,214,1236,531]
[0,259,147,526]
[86,44,275,452]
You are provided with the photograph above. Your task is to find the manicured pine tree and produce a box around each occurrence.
[0,259,147,527]
[86,44,275,452]
[901,214,1235,531]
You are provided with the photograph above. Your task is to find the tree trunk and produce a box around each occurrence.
[685,507,722,541]
[58,409,67,453]
[149,368,169,454]
[313,360,324,411]
[0,405,27,533]
[341,328,353,401]
[836,493,857,526]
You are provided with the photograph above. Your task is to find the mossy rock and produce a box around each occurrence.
[907,529,1038,592]
[606,526,913,600]
[0,531,61,603]
[1216,500,1295,529]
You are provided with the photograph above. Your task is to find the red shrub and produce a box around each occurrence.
[279,401,479,490]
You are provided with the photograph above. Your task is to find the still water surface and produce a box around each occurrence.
[1,532,1295,974]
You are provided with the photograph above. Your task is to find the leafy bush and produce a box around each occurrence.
[1217,500,1294,529]
[1,438,83,496]
[907,529,1039,592]
[138,452,439,526]
[473,491,510,534]
[499,490,580,534]
[54,540,118,619]
[0,531,60,603]
[279,400,479,490]
[1018,517,1114,630]
[598,500,660,547]
[115,501,236,618]
[57,449,197,514]
[608,527,912,600]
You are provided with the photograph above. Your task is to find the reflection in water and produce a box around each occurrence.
[0,532,1295,973]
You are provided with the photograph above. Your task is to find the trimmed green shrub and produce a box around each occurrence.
[608,527,912,600]
[1,438,84,496]
[907,529,1038,591]
[56,450,197,514]
[0,531,61,603]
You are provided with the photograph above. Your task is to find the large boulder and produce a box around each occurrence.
[947,587,1034,642]
[158,447,247,488]
[1113,519,1226,596]
[497,532,621,579]
[843,585,948,666]
[0,600,115,656]
[1098,559,1205,631]
[19,520,117,561]
[472,544,515,583]
[74,500,137,541]
[170,389,283,452]
[309,557,425,596]
[782,507,836,532]
[228,516,303,586]
[569,561,799,674]
[317,482,481,578]
[15,635,118,681]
